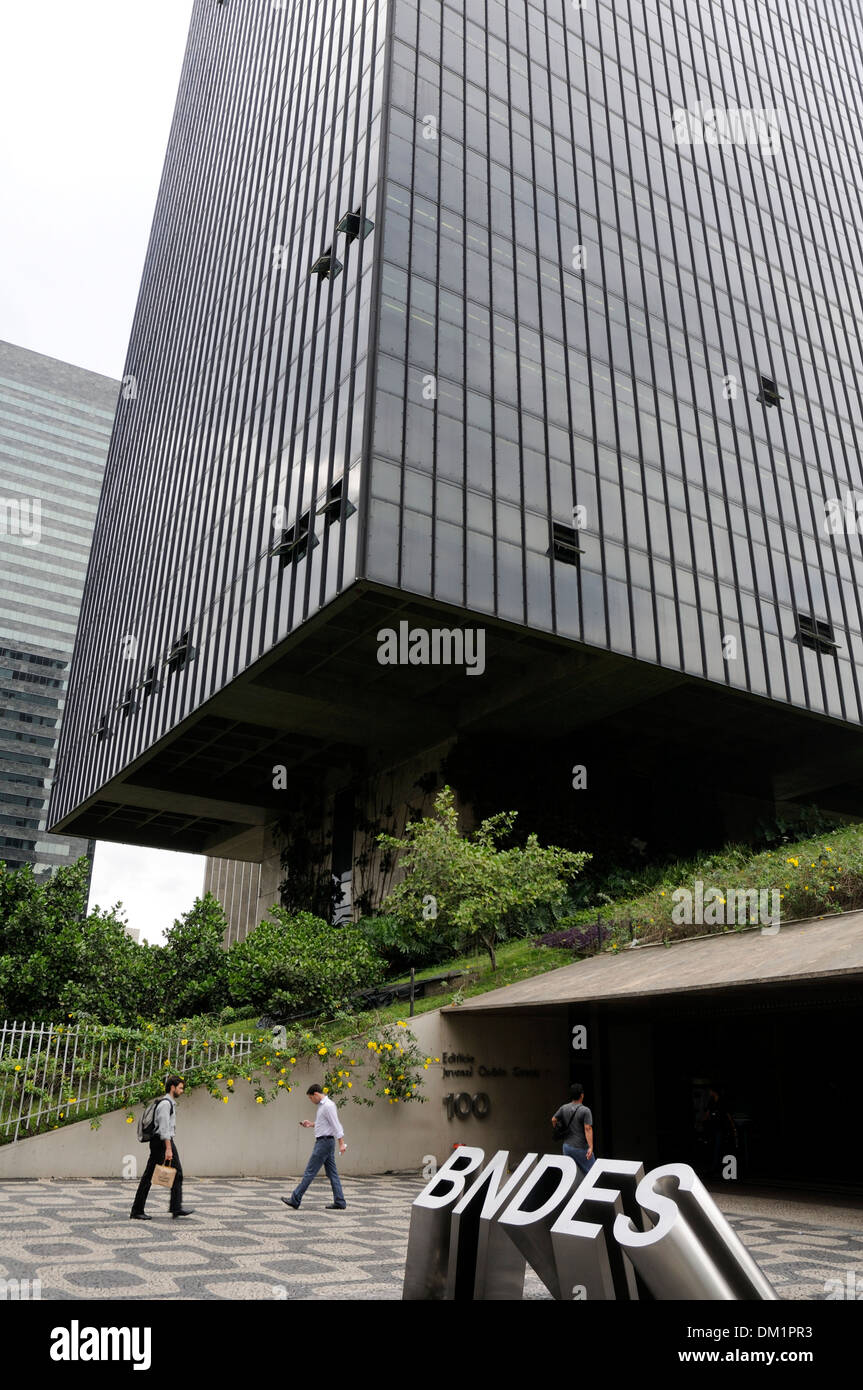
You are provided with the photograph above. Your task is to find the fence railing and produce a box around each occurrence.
[0,1021,253,1144]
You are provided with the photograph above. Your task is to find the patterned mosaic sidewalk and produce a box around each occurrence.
[0,1176,861,1300]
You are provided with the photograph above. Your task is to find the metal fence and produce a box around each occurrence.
[0,1021,253,1143]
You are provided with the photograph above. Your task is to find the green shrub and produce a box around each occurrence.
[225,909,387,1018]
[156,893,229,1019]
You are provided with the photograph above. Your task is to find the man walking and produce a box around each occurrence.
[130,1075,194,1220]
[282,1084,347,1211]
[552,1082,596,1177]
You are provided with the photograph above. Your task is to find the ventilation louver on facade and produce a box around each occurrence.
[310,248,342,280]
[795,613,839,653]
[164,632,194,673]
[550,522,584,565]
[270,510,319,565]
[757,376,783,408]
[336,208,374,244]
[316,478,356,527]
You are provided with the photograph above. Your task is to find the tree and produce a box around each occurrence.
[378,787,590,968]
[0,858,156,1023]
[225,909,386,1018]
[157,893,229,1019]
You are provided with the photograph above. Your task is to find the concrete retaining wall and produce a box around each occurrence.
[0,1006,567,1180]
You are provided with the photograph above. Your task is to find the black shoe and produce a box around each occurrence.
[130,1212,152,1221]
[281,1197,300,1210]
[172,1208,195,1218]
[325,1204,347,1210]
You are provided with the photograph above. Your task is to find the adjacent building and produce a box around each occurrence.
[0,341,117,880]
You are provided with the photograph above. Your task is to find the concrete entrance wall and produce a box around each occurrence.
[0,1007,568,1180]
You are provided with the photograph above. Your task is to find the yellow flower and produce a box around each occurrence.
[323,1087,330,1094]
[126,1115,135,1124]
[335,1048,343,1056]
[256,1096,263,1104]
[227,1079,234,1088]
[14,1064,21,1071]
[217,1073,223,1079]
[338,1070,344,1077]
[384,1088,390,1094]
[181,1039,188,1046]
[290,1057,296,1064]
[229,1042,236,1049]
[280,1068,286,1074]
[347,1082,352,1088]
[434,1058,440,1063]
[68,1097,77,1104]
[223,1096,229,1103]
[278,1080,284,1087]
[385,1043,393,1051]
[287,1086,292,1092]
[397,1020,407,1027]
[787,857,799,867]
[318,1047,327,1056]
[350,1060,357,1065]
[367,1041,376,1050]
[164,1059,171,1066]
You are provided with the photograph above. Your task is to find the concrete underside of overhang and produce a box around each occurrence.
[51,580,863,855]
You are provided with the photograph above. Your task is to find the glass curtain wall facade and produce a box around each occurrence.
[366,0,863,723]
[51,0,863,845]
[51,0,388,828]
[0,341,116,876]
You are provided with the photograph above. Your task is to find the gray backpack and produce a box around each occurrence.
[137,1095,172,1143]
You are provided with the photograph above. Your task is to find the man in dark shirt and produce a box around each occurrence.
[551,1082,596,1176]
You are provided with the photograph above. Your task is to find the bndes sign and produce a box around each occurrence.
[402,1148,778,1301]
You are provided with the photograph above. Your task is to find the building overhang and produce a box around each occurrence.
[50,580,863,855]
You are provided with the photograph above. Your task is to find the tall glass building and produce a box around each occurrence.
[50,0,863,891]
[0,340,117,878]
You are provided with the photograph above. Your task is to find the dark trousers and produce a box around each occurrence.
[131,1138,183,1215]
[291,1136,346,1207]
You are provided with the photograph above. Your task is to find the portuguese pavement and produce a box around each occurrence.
[0,1176,861,1300]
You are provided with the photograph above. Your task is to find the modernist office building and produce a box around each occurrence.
[50,0,863,893]
[0,341,117,880]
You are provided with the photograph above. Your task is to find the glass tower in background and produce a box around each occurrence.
[50,0,863,888]
[0,340,117,878]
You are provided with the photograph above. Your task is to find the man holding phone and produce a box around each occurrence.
[281,1083,348,1211]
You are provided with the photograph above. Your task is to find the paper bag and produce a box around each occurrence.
[152,1162,176,1189]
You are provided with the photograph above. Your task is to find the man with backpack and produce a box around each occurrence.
[130,1075,194,1220]
[551,1082,596,1177]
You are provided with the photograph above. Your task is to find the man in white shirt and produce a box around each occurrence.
[282,1083,348,1211]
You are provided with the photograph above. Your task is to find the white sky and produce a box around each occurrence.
[0,0,203,941]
